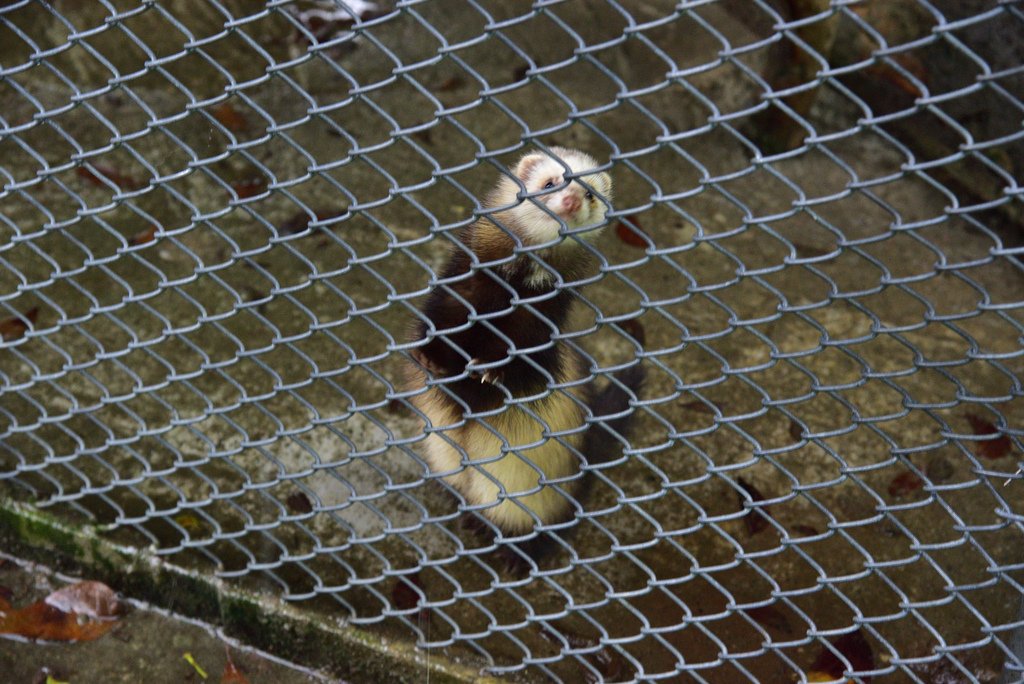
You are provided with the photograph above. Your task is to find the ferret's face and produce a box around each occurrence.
[500,149,612,246]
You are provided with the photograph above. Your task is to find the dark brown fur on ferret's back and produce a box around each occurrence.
[410,221,586,408]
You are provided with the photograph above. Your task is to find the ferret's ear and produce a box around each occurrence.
[514,153,547,181]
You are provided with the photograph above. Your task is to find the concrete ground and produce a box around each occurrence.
[0,0,1021,681]
[0,553,330,683]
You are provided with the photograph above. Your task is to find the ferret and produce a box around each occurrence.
[405,147,643,567]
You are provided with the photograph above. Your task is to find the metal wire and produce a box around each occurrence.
[1,0,1022,681]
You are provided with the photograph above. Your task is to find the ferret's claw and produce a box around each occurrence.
[470,358,498,384]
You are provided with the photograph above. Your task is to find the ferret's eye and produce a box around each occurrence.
[585,191,594,200]
[543,180,554,189]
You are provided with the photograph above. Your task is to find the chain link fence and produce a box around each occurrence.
[1,0,1023,681]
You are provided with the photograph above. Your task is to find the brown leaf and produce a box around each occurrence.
[231,179,267,199]
[619,318,646,346]
[0,581,121,641]
[129,225,158,246]
[286,492,313,514]
[809,629,874,681]
[0,307,39,342]
[791,524,820,537]
[437,76,465,92]
[76,164,141,190]
[280,211,315,235]
[615,216,648,248]
[736,476,772,534]
[279,208,344,235]
[871,53,927,99]
[44,580,123,619]
[212,103,249,133]
[221,648,250,684]
[392,575,423,611]
[888,471,924,497]
[788,419,804,442]
[680,400,724,415]
[965,413,1012,460]
[391,573,430,625]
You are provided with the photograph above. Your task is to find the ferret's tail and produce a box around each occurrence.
[582,364,645,466]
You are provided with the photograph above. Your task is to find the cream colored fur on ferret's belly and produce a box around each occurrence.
[417,390,585,534]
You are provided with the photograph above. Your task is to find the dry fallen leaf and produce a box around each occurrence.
[736,476,772,534]
[888,470,924,497]
[286,491,313,514]
[76,164,142,190]
[965,413,1012,460]
[870,58,925,99]
[212,103,249,133]
[0,580,122,641]
[128,225,158,246]
[680,400,724,415]
[807,629,874,682]
[231,179,267,199]
[279,208,345,235]
[221,648,250,684]
[0,307,39,342]
[615,216,648,248]
[788,419,804,442]
[436,75,465,92]
[619,318,646,346]
[44,580,123,619]
[391,572,430,625]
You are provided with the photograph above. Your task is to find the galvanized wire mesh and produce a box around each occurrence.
[1,0,1023,681]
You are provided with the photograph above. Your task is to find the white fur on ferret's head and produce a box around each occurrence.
[488,147,612,246]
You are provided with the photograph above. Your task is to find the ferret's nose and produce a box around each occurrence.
[559,192,581,216]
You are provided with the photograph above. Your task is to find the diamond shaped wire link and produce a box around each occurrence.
[1,0,1022,681]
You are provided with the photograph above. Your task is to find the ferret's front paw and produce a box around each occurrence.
[468,358,503,385]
